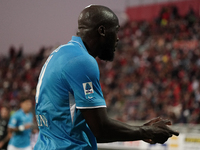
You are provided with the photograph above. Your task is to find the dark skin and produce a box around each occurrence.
[77,5,119,61]
[77,5,179,144]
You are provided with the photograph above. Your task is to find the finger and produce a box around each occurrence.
[144,117,162,126]
[163,130,173,138]
[169,129,179,136]
[160,120,179,136]
[163,119,172,125]
[153,136,169,144]
[152,117,162,123]
[165,126,179,136]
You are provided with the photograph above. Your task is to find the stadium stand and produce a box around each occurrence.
[0,1,200,150]
[98,4,200,125]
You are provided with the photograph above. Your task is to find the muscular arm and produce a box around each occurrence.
[80,107,179,144]
[81,108,142,142]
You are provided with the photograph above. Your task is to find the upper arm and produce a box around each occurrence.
[62,54,109,137]
[8,115,19,132]
[80,107,109,138]
[62,55,106,108]
[8,115,18,129]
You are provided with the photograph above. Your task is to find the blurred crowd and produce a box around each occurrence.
[0,46,53,125]
[0,6,200,126]
[98,6,200,124]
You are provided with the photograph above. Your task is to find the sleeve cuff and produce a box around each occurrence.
[76,105,106,109]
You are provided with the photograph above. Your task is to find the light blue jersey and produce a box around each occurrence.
[34,36,106,150]
[8,109,33,148]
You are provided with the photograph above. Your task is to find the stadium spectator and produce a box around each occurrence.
[0,105,10,150]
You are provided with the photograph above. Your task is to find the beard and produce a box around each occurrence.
[98,42,115,61]
[98,48,115,61]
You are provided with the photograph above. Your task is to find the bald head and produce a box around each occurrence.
[78,5,118,31]
[77,5,120,61]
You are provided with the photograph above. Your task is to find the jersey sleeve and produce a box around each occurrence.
[62,55,106,109]
[8,113,19,128]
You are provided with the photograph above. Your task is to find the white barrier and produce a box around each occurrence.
[98,133,200,150]
[97,124,200,150]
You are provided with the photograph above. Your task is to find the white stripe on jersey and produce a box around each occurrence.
[69,92,76,124]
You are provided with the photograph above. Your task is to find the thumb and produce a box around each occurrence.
[144,117,162,126]
[163,119,172,125]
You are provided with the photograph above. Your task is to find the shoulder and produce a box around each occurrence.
[51,43,94,64]
[61,54,100,82]
[52,43,84,55]
[77,53,98,66]
[66,54,99,76]
[11,110,21,117]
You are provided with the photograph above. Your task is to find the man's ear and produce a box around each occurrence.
[98,25,106,36]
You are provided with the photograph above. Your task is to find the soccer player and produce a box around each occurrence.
[7,97,33,150]
[34,5,179,150]
[0,105,10,150]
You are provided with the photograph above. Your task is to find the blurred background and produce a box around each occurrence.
[0,0,200,149]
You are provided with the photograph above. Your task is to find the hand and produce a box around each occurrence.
[143,117,162,144]
[143,117,165,126]
[152,119,179,135]
[151,119,179,144]
[25,124,32,130]
[141,117,179,144]
[143,117,168,144]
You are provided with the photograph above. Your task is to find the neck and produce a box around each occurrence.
[78,37,97,58]
[22,108,28,114]
[83,41,97,58]
[77,30,98,58]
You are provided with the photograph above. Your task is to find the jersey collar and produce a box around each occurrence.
[69,36,88,53]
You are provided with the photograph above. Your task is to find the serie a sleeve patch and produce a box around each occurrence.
[82,82,95,100]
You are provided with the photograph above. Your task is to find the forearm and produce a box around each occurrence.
[96,118,143,143]
[8,127,20,132]
[81,108,178,144]
[8,124,31,133]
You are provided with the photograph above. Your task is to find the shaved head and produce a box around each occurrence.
[77,5,120,61]
[78,5,118,30]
